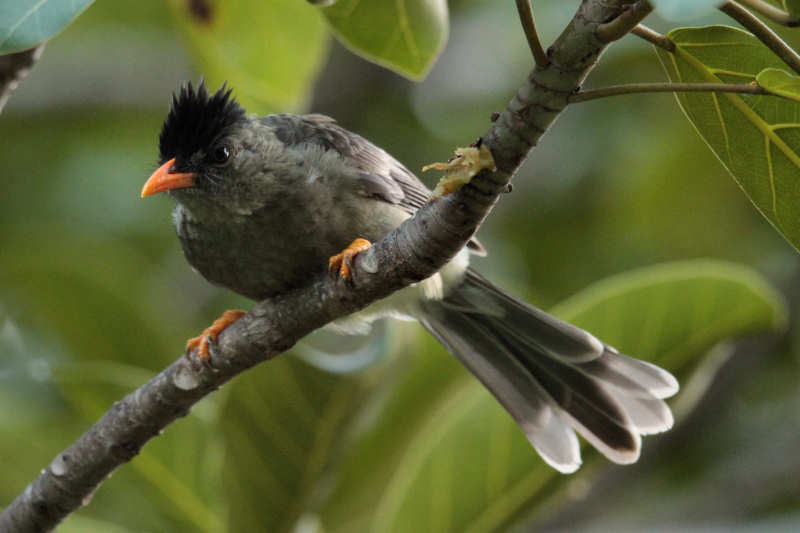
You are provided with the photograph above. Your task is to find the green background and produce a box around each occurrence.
[1,1,799,532]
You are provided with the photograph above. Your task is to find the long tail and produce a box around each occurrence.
[418,269,678,473]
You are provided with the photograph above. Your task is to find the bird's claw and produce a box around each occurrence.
[184,309,246,368]
[329,238,372,281]
[184,335,214,370]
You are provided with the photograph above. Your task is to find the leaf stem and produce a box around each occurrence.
[515,0,549,67]
[631,24,675,52]
[596,0,654,43]
[569,82,768,104]
[735,0,800,26]
[719,1,800,75]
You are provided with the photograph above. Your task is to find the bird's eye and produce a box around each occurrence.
[212,145,230,164]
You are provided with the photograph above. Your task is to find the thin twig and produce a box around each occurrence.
[736,0,800,26]
[515,0,549,67]
[596,0,654,43]
[631,24,675,52]
[720,1,800,75]
[569,82,768,104]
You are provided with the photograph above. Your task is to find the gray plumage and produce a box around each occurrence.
[420,270,676,471]
[150,82,678,473]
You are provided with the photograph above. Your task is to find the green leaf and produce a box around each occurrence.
[316,329,460,533]
[0,0,94,53]
[321,0,448,80]
[655,26,800,252]
[61,514,138,533]
[551,260,785,359]
[319,260,785,533]
[170,0,329,113]
[219,354,386,532]
[782,0,800,17]
[757,67,800,102]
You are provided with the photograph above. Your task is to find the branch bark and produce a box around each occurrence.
[0,1,640,531]
[0,44,44,113]
[596,0,653,43]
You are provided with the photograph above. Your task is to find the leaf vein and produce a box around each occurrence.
[675,45,800,219]
[765,134,778,215]
[711,92,732,160]
[394,0,420,60]
[0,0,51,49]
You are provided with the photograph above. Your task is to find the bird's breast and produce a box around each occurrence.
[172,189,407,301]
[174,203,332,300]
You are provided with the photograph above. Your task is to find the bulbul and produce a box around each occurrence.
[141,82,678,473]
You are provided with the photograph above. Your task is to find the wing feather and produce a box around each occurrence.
[264,113,486,254]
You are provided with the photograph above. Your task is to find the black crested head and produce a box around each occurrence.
[158,80,246,165]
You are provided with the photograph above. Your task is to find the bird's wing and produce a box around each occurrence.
[265,113,486,255]
[265,113,430,213]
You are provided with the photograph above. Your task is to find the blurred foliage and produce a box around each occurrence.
[322,0,448,80]
[657,25,800,252]
[219,355,388,533]
[650,0,719,21]
[783,0,800,17]
[169,0,329,113]
[2,1,800,533]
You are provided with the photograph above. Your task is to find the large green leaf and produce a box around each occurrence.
[656,26,800,252]
[321,0,447,80]
[0,0,94,53]
[219,354,388,533]
[170,0,329,113]
[319,260,785,533]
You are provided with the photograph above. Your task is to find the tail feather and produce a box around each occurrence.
[420,310,583,473]
[419,269,678,473]
[442,274,605,363]
[586,350,679,399]
[613,395,674,435]
[517,343,641,457]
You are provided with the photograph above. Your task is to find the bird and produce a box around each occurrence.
[141,81,678,473]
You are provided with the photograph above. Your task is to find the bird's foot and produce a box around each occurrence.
[185,309,246,365]
[328,238,372,280]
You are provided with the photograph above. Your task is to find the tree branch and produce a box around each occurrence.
[596,0,653,43]
[631,24,675,52]
[0,1,641,531]
[515,0,549,67]
[736,0,800,27]
[569,82,768,103]
[0,44,44,113]
[720,0,800,75]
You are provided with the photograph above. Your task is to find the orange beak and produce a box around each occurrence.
[141,158,196,197]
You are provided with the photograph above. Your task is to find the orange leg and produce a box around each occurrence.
[328,238,372,280]
[185,309,246,362]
